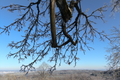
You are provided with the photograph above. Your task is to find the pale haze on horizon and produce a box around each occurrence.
[0,0,119,71]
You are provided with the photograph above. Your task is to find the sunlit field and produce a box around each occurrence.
[0,70,120,80]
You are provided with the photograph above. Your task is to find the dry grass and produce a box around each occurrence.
[0,70,118,80]
[0,73,93,80]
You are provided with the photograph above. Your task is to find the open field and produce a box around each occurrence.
[0,70,120,80]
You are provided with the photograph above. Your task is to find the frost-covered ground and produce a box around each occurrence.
[0,70,120,80]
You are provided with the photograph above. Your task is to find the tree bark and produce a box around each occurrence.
[56,0,72,22]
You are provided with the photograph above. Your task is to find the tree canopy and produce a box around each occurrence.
[0,0,120,73]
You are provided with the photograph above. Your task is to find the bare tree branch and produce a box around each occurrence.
[0,0,110,74]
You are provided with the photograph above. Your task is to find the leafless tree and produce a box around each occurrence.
[0,0,109,73]
[104,0,120,79]
[106,27,120,68]
[106,26,120,79]
[37,62,51,78]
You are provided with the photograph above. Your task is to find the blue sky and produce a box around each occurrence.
[0,0,120,71]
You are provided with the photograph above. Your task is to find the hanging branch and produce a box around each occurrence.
[50,0,57,48]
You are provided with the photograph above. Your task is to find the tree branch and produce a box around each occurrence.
[50,0,57,48]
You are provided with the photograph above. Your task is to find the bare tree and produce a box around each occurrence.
[37,62,51,78]
[104,0,120,79]
[0,0,109,73]
[105,26,120,79]
[106,27,120,69]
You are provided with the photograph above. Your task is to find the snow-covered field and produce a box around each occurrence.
[0,71,14,74]
[0,70,19,75]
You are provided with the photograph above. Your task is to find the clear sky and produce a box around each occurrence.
[0,0,120,71]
